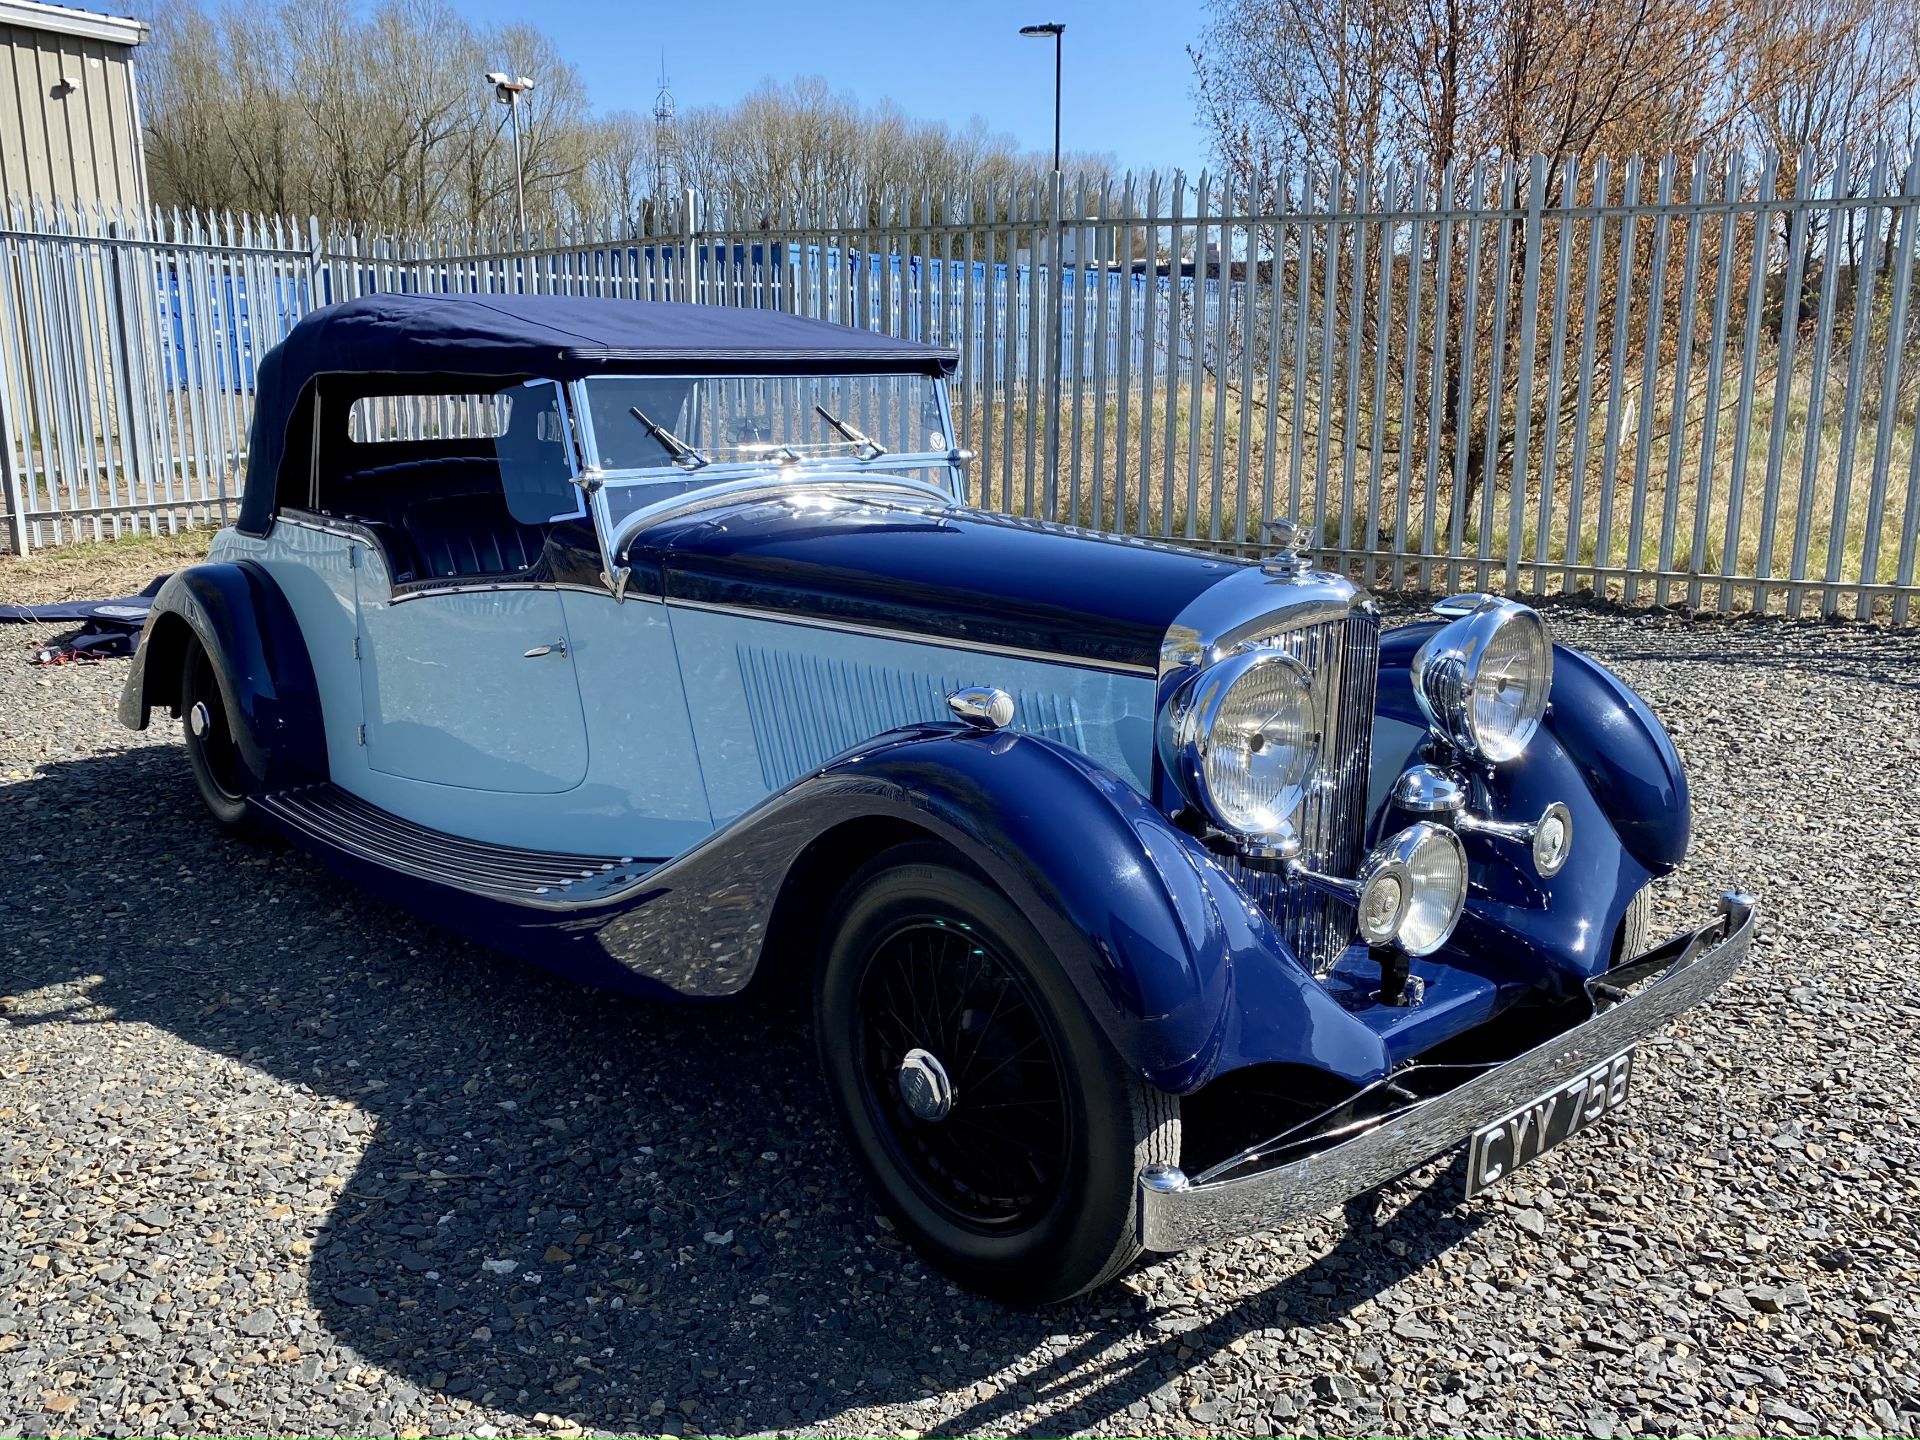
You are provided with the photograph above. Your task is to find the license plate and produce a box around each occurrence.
[1464,1047,1636,1199]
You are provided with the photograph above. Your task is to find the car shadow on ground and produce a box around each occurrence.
[3,743,1487,1435]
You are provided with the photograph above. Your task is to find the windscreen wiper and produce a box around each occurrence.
[814,403,886,460]
[629,406,710,468]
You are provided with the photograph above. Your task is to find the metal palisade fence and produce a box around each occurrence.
[3,148,1918,622]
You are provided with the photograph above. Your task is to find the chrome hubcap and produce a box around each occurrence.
[896,1047,955,1122]
[188,701,211,739]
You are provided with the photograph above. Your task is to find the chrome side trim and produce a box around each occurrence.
[1136,892,1756,1253]
[389,578,640,605]
[665,596,1158,676]
[275,510,380,546]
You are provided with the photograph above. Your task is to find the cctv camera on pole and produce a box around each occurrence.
[486,72,537,233]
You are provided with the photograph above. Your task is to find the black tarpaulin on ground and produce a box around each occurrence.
[0,574,167,660]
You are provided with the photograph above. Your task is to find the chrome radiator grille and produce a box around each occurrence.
[1224,605,1382,974]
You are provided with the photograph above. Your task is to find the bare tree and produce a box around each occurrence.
[1191,0,1737,183]
[140,6,1096,234]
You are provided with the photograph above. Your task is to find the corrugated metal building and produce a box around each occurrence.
[0,0,149,214]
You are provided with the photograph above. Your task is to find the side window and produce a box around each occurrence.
[494,382,584,525]
[318,380,585,583]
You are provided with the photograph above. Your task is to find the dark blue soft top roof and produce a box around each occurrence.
[266,293,958,381]
[239,293,958,532]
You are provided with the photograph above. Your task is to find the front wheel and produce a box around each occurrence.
[180,638,263,839]
[816,845,1179,1304]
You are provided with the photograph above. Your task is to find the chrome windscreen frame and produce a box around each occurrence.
[563,376,967,588]
[1136,892,1756,1252]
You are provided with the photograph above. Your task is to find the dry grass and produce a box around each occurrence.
[0,525,213,606]
[959,354,1918,617]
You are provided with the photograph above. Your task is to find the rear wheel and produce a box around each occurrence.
[816,844,1179,1304]
[180,639,262,838]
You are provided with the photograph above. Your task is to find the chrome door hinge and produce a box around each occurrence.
[356,724,367,746]
[348,545,359,568]
[351,636,361,660]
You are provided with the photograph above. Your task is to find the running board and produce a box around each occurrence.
[253,784,657,904]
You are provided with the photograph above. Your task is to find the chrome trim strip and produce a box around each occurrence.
[663,596,1158,677]
[1135,892,1756,1253]
[556,345,958,367]
[253,785,661,905]
[388,578,641,605]
[275,510,376,545]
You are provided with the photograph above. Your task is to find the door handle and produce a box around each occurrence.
[523,638,569,659]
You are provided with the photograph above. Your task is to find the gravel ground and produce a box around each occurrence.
[2,557,1918,1437]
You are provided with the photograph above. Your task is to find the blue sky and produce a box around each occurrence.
[449,0,1216,178]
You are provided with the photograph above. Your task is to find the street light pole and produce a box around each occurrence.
[1019,22,1064,172]
[486,72,536,233]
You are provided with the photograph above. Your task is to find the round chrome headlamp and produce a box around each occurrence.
[1356,822,1468,956]
[1170,649,1319,850]
[1411,596,1553,764]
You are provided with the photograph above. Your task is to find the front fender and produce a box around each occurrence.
[1370,622,1687,991]
[1378,622,1689,875]
[585,726,1393,1092]
[119,561,326,789]
[828,729,1394,1092]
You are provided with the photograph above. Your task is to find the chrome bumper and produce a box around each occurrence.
[1137,891,1756,1253]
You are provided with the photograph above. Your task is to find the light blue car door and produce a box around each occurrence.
[348,381,591,796]
[355,573,589,794]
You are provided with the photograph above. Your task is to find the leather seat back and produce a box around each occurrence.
[400,490,547,580]
[337,457,549,581]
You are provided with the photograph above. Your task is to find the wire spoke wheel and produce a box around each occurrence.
[817,845,1181,1302]
[853,918,1071,1229]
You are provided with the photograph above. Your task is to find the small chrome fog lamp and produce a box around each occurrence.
[1357,868,1409,947]
[1360,822,1469,956]
[1293,822,1468,958]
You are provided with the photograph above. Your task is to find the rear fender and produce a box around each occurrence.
[119,561,326,789]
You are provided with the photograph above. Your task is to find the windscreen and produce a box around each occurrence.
[584,373,950,473]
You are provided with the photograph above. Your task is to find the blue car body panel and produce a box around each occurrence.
[635,497,1245,673]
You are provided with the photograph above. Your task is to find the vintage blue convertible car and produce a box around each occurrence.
[121,294,1751,1303]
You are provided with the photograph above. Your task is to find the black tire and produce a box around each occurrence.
[180,638,263,839]
[816,844,1179,1304]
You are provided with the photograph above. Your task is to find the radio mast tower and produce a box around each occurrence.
[651,53,676,202]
